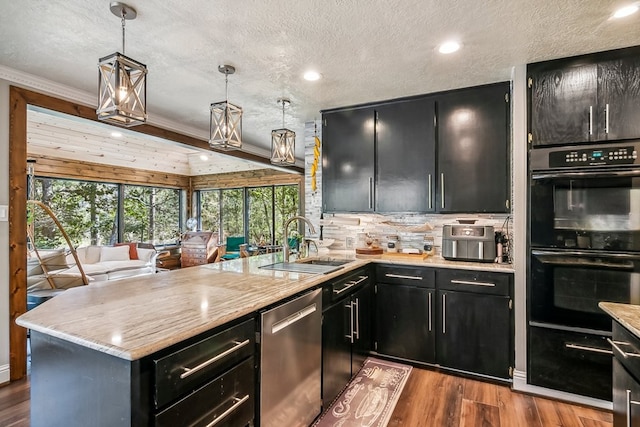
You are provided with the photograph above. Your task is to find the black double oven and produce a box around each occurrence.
[528,141,640,401]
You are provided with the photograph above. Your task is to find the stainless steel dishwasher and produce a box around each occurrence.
[260,288,322,427]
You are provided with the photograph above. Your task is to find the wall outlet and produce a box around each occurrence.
[0,205,7,222]
[345,236,355,249]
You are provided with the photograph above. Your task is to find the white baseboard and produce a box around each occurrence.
[0,364,9,385]
[512,369,612,410]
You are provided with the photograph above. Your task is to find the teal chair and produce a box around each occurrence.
[221,236,245,260]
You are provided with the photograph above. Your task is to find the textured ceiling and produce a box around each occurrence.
[2,0,640,163]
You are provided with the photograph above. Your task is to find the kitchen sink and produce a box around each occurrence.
[259,258,353,275]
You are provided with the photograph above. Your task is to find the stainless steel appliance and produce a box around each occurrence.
[528,140,640,401]
[260,289,322,427]
[442,224,496,262]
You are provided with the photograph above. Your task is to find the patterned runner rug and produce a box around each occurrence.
[313,357,412,427]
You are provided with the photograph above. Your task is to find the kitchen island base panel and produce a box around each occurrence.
[30,331,150,427]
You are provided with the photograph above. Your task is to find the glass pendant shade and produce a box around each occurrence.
[209,101,243,150]
[270,98,296,165]
[97,52,147,126]
[209,65,243,151]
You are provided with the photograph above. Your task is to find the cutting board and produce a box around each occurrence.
[355,247,384,255]
[381,252,430,260]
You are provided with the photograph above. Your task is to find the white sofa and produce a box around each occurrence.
[27,244,158,291]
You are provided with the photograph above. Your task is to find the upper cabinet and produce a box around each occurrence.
[322,82,511,214]
[437,82,510,213]
[322,108,376,212]
[529,46,640,147]
[376,97,436,213]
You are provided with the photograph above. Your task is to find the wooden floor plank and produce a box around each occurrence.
[496,386,543,427]
[579,416,615,427]
[462,377,500,407]
[535,397,583,427]
[460,398,501,427]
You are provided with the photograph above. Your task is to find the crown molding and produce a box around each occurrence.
[0,65,279,162]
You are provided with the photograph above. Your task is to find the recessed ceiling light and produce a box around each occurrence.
[439,41,461,54]
[612,4,639,18]
[303,70,322,81]
[111,131,123,138]
[199,154,209,161]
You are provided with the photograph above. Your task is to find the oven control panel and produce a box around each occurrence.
[549,146,639,168]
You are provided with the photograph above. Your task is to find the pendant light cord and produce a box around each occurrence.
[121,10,126,54]
[282,100,285,128]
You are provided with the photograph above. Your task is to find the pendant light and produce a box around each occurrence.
[97,2,147,127]
[270,98,296,165]
[209,65,243,151]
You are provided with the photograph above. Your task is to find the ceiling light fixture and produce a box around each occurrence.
[199,154,209,161]
[209,65,243,151]
[439,41,461,54]
[270,98,296,166]
[110,131,123,138]
[304,70,322,81]
[97,2,147,127]
[612,4,639,18]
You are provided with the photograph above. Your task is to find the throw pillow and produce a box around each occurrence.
[136,248,156,263]
[115,242,139,260]
[100,245,131,262]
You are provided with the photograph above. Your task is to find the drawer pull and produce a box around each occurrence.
[385,273,422,281]
[565,342,613,355]
[180,339,250,379]
[206,394,250,427]
[607,338,640,358]
[450,279,495,287]
[333,276,368,294]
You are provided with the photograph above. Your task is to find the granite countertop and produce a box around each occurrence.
[600,302,640,338]
[17,250,513,361]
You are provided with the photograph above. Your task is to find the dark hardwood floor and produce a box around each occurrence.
[0,367,612,426]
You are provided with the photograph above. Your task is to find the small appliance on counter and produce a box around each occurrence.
[442,224,496,262]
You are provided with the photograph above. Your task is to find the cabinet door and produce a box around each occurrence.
[322,108,375,212]
[352,283,372,373]
[437,290,510,378]
[437,83,510,213]
[598,56,640,141]
[375,283,435,363]
[613,358,640,427]
[376,97,436,212]
[529,64,598,146]
[322,300,353,408]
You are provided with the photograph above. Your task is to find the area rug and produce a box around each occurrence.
[314,357,412,427]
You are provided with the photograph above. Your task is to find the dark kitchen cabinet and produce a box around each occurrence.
[322,108,375,212]
[374,264,436,363]
[376,97,436,212]
[436,269,512,379]
[436,82,510,213]
[612,321,640,426]
[322,269,372,408]
[529,46,640,147]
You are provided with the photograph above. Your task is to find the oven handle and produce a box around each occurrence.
[532,249,640,263]
[532,168,640,180]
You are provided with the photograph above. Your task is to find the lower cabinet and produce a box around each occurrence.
[374,264,513,380]
[322,268,372,408]
[612,320,640,425]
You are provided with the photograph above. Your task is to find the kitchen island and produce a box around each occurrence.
[17,251,513,426]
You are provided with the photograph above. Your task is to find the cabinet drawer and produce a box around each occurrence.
[155,356,255,427]
[376,265,435,288]
[528,325,612,401]
[437,269,510,295]
[154,318,255,408]
[612,321,640,381]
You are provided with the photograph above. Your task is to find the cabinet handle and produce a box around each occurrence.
[206,394,250,427]
[442,293,446,334]
[354,298,360,340]
[605,103,610,134]
[369,177,373,210]
[627,390,640,427]
[385,273,422,280]
[564,342,612,355]
[589,105,593,136]
[440,173,445,209]
[428,174,432,210]
[607,338,640,358]
[450,279,496,287]
[345,302,354,344]
[428,292,432,332]
[333,283,355,295]
[180,339,250,379]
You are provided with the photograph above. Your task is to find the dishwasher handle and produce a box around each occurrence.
[271,303,318,334]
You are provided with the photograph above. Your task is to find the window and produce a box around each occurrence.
[198,184,299,245]
[30,177,182,248]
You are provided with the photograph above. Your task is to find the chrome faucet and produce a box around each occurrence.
[283,215,317,262]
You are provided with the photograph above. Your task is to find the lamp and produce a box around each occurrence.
[97,2,147,127]
[270,98,296,165]
[209,65,243,151]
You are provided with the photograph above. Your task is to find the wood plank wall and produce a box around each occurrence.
[191,168,303,190]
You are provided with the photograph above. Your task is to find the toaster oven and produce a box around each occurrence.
[442,225,496,262]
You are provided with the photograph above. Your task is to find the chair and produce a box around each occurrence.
[220,236,246,261]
